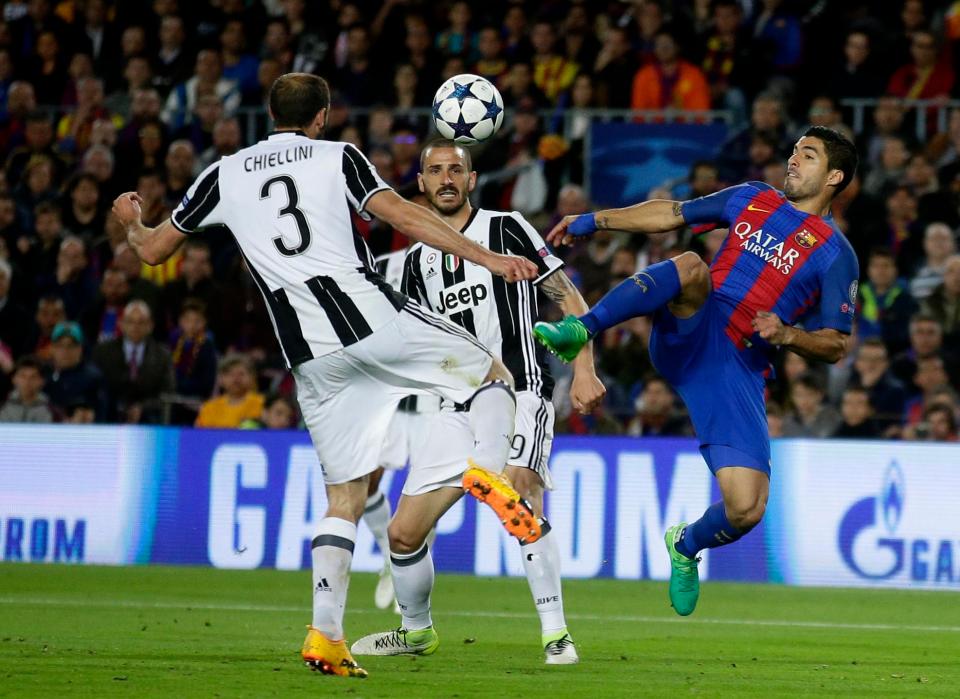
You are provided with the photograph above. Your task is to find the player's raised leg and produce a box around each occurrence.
[302,477,370,677]
[535,252,710,362]
[505,465,578,665]
[666,462,769,616]
[351,488,462,656]
[461,357,542,543]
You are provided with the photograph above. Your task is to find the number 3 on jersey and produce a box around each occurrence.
[261,175,311,256]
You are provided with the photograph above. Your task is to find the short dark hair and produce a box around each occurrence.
[420,138,473,171]
[269,73,330,129]
[867,246,895,262]
[34,201,61,218]
[925,403,957,431]
[180,298,207,318]
[795,371,826,394]
[803,125,858,197]
[13,355,43,375]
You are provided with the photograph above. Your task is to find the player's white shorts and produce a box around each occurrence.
[378,397,437,471]
[293,302,493,485]
[402,391,555,496]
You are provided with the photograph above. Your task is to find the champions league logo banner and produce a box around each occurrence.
[2,426,959,590]
[588,122,728,208]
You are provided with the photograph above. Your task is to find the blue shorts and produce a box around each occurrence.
[648,293,771,476]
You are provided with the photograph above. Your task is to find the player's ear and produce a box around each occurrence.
[826,168,844,190]
[417,172,425,193]
[467,170,477,192]
[315,108,328,130]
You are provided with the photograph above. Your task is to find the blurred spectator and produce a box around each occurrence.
[336,24,384,108]
[699,0,754,120]
[169,299,218,425]
[220,18,260,98]
[904,153,956,226]
[922,254,960,345]
[782,372,841,438]
[44,320,105,420]
[750,0,802,73]
[14,154,59,228]
[0,355,52,423]
[436,1,476,60]
[766,401,784,438]
[154,14,192,96]
[26,30,68,105]
[626,375,691,437]
[474,25,508,85]
[831,30,886,100]
[163,50,241,132]
[501,5,532,63]
[928,107,960,170]
[239,392,297,429]
[39,234,96,319]
[79,144,117,199]
[906,403,959,442]
[27,294,65,361]
[593,25,636,110]
[862,135,909,197]
[92,299,173,423]
[892,312,960,388]
[530,19,578,105]
[0,81,37,154]
[81,265,128,345]
[877,185,923,274]
[500,61,548,108]
[195,353,264,428]
[401,14,440,95]
[851,338,908,431]
[631,29,709,113]
[859,96,911,169]
[887,29,954,101]
[175,92,223,155]
[105,56,153,119]
[56,77,120,155]
[160,239,223,343]
[719,92,789,181]
[832,386,881,438]
[806,94,853,142]
[117,88,164,150]
[60,172,103,240]
[903,355,953,425]
[391,64,418,111]
[163,139,196,207]
[198,117,242,170]
[7,111,66,187]
[0,257,29,357]
[857,247,918,354]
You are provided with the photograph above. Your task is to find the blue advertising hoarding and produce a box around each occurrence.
[588,122,728,208]
[1,426,958,590]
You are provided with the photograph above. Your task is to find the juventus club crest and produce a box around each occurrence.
[444,254,461,272]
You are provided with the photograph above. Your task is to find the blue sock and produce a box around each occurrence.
[675,502,746,559]
[579,259,682,336]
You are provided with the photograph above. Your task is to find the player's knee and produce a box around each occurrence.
[483,357,515,390]
[388,520,428,555]
[726,499,766,531]
[674,251,709,290]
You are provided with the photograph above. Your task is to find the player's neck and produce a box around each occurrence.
[788,192,834,219]
[437,203,474,232]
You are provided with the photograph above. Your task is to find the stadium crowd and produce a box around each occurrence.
[0,0,959,443]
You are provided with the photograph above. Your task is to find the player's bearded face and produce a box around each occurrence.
[784,137,828,200]
[421,150,475,215]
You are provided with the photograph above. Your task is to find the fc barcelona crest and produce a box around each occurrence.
[444,254,461,272]
[794,229,817,248]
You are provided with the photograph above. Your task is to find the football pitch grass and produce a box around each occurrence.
[1,564,958,697]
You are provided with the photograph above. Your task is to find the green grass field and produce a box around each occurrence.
[1,563,958,697]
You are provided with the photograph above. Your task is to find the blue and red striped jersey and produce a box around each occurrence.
[681,181,859,357]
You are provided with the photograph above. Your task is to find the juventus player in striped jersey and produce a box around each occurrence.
[111,74,542,679]
[350,141,606,664]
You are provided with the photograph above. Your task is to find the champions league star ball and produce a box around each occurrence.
[432,74,505,145]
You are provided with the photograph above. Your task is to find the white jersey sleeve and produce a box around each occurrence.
[342,143,390,221]
[504,211,564,285]
[170,162,224,233]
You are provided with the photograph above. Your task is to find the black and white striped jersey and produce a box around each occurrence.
[170,131,404,367]
[401,208,564,398]
[374,248,406,293]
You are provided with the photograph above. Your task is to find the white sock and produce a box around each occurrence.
[390,542,434,631]
[311,517,357,640]
[520,522,567,636]
[363,492,392,564]
[468,381,516,471]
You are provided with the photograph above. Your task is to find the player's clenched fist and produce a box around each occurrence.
[488,254,538,282]
[112,192,144,227]
[752,311,792,345]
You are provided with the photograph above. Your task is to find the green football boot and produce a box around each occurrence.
[533,315,591,363]
[664,523,701,616]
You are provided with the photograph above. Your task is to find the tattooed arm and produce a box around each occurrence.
[539,270,606,413]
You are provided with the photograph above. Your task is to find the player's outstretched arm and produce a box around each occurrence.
[752,311,848,364]
[112,192,187,266]
[540,270,606,413]
[546,199,685,246]
[365,190,537,282]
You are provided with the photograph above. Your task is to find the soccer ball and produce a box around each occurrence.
[432,74,504,145]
